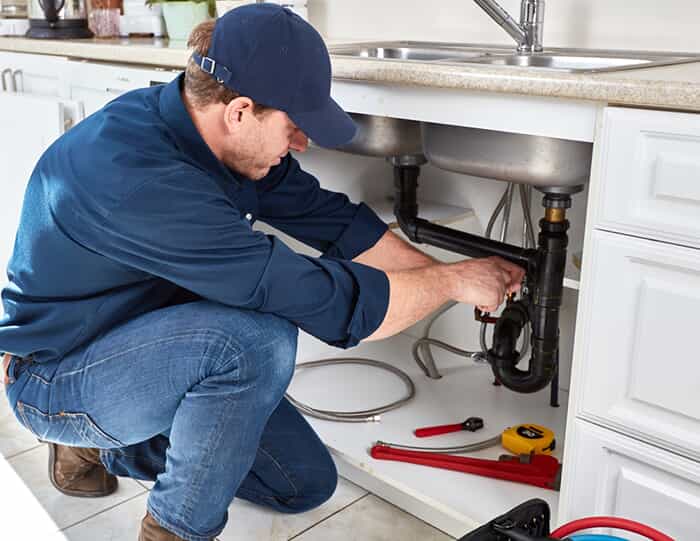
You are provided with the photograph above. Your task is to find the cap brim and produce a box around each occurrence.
[288,97,357,149]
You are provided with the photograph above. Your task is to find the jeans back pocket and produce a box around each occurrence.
[16,401,124,449]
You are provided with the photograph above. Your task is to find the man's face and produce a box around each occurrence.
[222,106,309,180]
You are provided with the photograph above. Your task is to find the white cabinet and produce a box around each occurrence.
[67,60,180,117]
[559,419,700,540]
[0,51,68,97]
[562,105,700,533]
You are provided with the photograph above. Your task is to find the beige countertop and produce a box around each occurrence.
[1,36,699,112]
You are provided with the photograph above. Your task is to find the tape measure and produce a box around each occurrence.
[501,423,556,455]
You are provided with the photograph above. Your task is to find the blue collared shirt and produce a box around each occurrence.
[0,75,390,363]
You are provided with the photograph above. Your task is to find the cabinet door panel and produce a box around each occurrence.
[575,229,700,460]
[559,419,700,540]
[595,107,700,248]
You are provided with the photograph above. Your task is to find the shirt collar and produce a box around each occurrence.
[159,74,243,188]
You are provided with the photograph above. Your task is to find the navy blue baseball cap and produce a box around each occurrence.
[191,3,356,148]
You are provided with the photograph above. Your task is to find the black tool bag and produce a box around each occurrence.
[458,498,558,540]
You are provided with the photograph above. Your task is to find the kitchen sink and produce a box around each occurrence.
[328,40,697,189]
[330,41,700,73]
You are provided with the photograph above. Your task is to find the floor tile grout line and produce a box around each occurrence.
[135,479,154,491]
[4,442,45,461]
[371,494,457,540]
[58,485,149,532]
[287,492,372,540]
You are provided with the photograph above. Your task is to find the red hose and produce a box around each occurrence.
[551,517,674,541]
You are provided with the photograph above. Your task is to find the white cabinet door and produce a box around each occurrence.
[573,228,700,461]
[0,92,81,304]
[559,419,700,541]
[0,51,68,97]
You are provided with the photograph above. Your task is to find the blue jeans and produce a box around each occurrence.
[4,300,337,541]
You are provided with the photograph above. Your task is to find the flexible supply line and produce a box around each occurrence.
[285,357,415,423]
[374,435,502,454]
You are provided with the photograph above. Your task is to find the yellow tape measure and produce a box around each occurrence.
[501,423,556,455]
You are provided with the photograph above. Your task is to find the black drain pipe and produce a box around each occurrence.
[393,165,570,394]
[393,166,537,269]
[488,208,569,393]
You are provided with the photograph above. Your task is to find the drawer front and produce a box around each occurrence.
[67,61,180,116]
[559,419,700,540]
[574,229,700,460]
[0,51,67,96]
[595,106,700,248]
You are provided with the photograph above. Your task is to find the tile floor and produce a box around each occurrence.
[1,386,454,541]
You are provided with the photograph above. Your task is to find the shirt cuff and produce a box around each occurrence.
[328,259,390,349]
[324,203,388,261]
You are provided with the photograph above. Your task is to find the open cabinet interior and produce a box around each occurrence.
[259,146,588,538]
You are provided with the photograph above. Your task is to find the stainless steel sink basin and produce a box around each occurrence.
[329,43,509,63]
[422,123,593,190]
[330,41,700,73]
[334,113,425,162]
[331,112,592,191]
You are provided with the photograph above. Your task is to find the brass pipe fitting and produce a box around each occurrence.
[544,207,566,223]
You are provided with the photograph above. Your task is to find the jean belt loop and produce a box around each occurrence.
[8,354,31,384]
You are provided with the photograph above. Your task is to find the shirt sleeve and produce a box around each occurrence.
[76,173,389,348]
[255,155,388,260]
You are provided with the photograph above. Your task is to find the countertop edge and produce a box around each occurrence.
[330,58,700,113]
[1,37,699,112]
[0,37,190,68]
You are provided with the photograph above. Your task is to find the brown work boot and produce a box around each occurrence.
[48,442,118,497]
[139,512,204,541]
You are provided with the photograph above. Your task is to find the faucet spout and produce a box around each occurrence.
[473,0,545,54]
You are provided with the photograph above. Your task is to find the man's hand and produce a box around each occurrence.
[364,255,527,342]
[446,256,526,313]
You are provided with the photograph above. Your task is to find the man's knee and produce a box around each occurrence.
[257,316,297,399]
[200,305,298,395]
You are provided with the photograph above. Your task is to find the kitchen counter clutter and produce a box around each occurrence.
[0,36,699,111]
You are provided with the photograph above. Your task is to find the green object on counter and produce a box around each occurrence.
[161,1,211,40]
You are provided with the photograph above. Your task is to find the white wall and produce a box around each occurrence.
[310,0,700,53]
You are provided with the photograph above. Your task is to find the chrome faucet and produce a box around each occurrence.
[473,0,545,54]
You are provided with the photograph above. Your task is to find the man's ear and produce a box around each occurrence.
[223,96,255,133]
